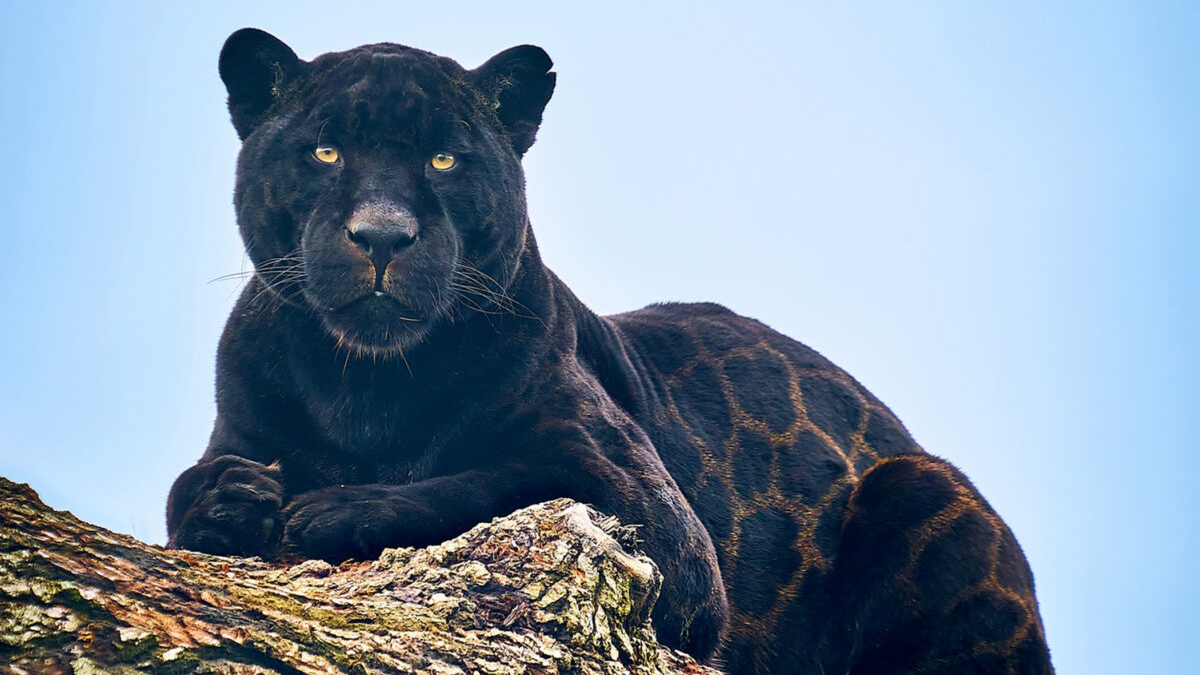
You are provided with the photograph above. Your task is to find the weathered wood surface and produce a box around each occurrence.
[0,477,718,675]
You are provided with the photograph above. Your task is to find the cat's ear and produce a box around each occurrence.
[470,45,556,156]
[219,28,304,140]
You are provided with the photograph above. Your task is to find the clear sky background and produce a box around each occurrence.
[1,2,1195,672]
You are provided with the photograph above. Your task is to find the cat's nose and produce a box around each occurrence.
[346,220,418,257]
[345,204,420,275]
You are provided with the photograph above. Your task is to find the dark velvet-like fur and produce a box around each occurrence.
[167,30,1054,674]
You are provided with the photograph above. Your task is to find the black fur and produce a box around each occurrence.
[168,30,1054,674]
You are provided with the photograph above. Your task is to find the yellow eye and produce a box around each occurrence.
[431,152,456,171]
[313,146,340,164]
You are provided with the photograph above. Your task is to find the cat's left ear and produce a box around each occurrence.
[470,45,556,156]
[219,28,305,140]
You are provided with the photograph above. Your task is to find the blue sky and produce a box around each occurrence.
[1,2,1195,672]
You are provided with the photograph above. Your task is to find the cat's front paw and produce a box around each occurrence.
[281,485,413,563]
[167,455,284,558]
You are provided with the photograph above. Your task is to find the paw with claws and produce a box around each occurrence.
[282,484,432,563]
[167,455,285,558]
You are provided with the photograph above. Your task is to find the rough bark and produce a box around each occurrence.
[0,477,718,675]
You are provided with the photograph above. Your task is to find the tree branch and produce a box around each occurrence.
[0,477,718,675]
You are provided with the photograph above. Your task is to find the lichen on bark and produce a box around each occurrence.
[0,477,718,675]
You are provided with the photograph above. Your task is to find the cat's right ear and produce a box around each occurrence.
[470,45,556,156]
[219,28,304,140]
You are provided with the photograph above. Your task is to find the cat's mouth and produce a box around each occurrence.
[320,292,431,357]
[335,291,422,318]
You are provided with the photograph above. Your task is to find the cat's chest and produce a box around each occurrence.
[297,373,486,480]
[290,393,433,489]
[310,386,417,456]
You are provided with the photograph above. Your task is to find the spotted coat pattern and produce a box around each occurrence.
[614,304,1051,673]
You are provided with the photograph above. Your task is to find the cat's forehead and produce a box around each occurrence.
[308,45,468,99]
[297,45,477,140]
